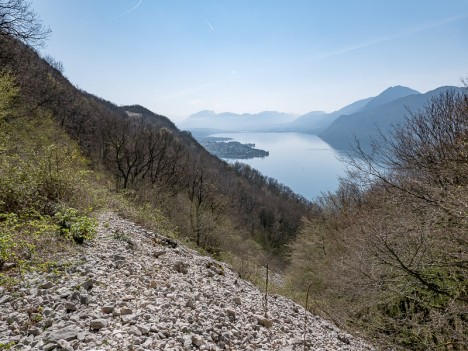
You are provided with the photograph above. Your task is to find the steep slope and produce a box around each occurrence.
[320,86,460,151]
[0,33,311,284]
[0,212,374,350]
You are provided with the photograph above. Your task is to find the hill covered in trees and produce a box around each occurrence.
[0,14,311,281]
[1,2,467,349]
[286,87,468,349]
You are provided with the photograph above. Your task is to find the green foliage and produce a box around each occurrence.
[0,69,104,286]
[0,69,19,120]
[0,341,16,350]
[0,213,18,267]
[109,192,179,240]
[54,207,97,244]
[0,114,96,214]
[112,229,129,242]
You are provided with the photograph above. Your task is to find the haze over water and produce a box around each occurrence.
[213,132,348,201]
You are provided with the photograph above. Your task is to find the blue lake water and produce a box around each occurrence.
[212,132,348,201]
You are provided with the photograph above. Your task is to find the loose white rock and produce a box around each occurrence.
[0,212,375,351]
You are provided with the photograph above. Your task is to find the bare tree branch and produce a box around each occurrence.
[0,0,50,46]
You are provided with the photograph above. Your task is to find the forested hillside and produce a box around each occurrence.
[1,2,467,350]
[0,22,311,283]
[285,88,468,349]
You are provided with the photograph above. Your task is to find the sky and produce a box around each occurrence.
[31,0,468,123]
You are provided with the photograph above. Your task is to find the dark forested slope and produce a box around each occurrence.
[0,34,311,272]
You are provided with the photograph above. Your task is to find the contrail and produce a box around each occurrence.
[80,0,143,26]
[204,17,215,32]
[318,12,468,60]
[112,0,144,20]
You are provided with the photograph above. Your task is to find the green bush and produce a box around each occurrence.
[0,213,18,268]
[54,207,97,244]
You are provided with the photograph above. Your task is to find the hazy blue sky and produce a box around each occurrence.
[31,0,468,122]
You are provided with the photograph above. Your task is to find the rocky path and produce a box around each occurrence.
[0,212,375,350]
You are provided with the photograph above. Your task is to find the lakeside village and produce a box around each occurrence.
[196,136,269,159]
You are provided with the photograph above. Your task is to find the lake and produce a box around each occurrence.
[212,132,348,201]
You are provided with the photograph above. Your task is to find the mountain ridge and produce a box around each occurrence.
[180,85,422,134]
[320,85,463,150]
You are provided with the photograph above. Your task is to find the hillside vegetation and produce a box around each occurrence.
[285,88,468,349]
[1,2,467,350]
[0,21,310,284]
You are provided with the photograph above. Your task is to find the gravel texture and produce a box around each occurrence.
[0,212,375,350]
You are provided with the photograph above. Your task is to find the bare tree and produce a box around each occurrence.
[186,156,227,247]
[0,0,50,46]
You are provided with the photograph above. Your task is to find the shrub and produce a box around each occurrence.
[286,88,468,350]
[0,213,18,268]
[54,207,97,244]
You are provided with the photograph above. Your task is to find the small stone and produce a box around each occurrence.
[122,294,134,301]
[0,295,12,304]
[82,279,94,290]
[102,305,115,314]
[338,334,351,344]
[70,291,80,301]
[46,327,78,342]
[57,339,73,351]
[192,334,203,347]
[137,324,150,335]
[59,289,72,298]
[233,297,241,305]
[43,308,53,317]
[225,309,236,319]
[186,299,194,308]
[64,302,77,312]
[121,314,136,325]
[120,307,133,315]
[256,316,273,328]
[129,325,142,336]
[42,318,53,328]
[28,327,42,336]
[80,294,89,305]
[153,250,167,258]
[1,262,15,270]
[149,280,157,288]
[39,281,54,289]
[90,319,108,330]
[112,254,126,261]
[174,261,189,274]
[43,343,57,351]
[206,261,224,275]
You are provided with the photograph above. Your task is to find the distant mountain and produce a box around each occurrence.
[320,86,462,151]
[179,85,460,152]
[179,110,298,132]
[360,86,420,111]
[281,97,375,133]
[281,86,419,134]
